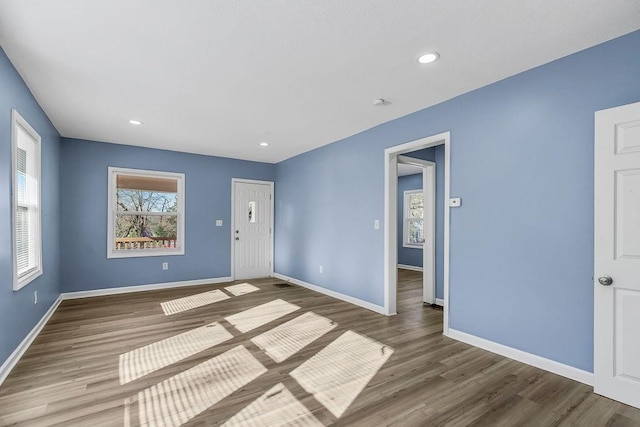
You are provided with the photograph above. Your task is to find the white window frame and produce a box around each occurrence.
[11,110,43,290]
[107,167,185,258]
[403,189,424,248]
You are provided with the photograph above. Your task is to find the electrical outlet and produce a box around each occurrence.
[162,262,169,270]
[34,290,37,304]
[216,220,223,226]
[319,265,323,274]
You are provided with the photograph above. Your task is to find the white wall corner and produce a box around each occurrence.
[272,272,386,315]
[445,328,593,386]
[0,295,62,387]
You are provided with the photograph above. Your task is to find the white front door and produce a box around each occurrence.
[233,181,272,280]
[594,101,640,409]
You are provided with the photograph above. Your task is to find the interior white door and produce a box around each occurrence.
[423,163,436,305]
[594,101,640,409]
[233,181,272,280]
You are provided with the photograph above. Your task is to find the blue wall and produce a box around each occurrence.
[60,138,274,292]
[275,30,640,371]
[400,145,445,300]
[0,48,61,366]
[275,139,384,303]
[397,173,423,268]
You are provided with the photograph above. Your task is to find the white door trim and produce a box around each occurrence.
[384,132,451,334]
[397,155,436,304]
[231,178,274,280]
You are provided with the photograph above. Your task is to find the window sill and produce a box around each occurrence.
[402,243,424,249]
[107,248,185,259]
[14,267,43,291]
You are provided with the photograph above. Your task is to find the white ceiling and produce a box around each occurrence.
[1,1,639,163]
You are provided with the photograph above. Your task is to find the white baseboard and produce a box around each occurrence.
[445,328,593,386]
[436,298,444,306]
[398,264,424,272]
[273,273,386,315]
[61,276,233,300]
[0,296,63,387]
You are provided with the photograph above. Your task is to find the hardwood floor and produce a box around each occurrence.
[1,269,639,426]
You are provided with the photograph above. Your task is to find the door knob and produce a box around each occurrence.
[598,275,613,286]
[235,237,239,241]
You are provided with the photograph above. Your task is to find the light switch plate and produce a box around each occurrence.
[374,220,380,230]
[449,198,461,207]
[216,220,223,226]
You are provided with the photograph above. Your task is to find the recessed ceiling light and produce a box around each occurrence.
[128,119,142,125]
[259,142,269,147]
[417,52,440,64]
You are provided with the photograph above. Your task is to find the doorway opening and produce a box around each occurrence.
[384,132,451,333]
[396,155,436,307]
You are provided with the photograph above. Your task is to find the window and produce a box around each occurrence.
[12,110,42,290]
[403,189,424,248]
[107,167,185,258]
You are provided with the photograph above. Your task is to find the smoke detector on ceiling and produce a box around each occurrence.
[373,98,390,106]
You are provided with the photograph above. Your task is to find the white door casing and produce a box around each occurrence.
[594,101,640,409]
[232,180,273,280]
[384,131,451,328]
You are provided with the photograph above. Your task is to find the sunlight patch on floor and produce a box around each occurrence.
[119,322,233,384]
[122,292,394,425]
[222,383,323,427]
[290,330,394,418]
[225,299,300,333]
[251,312,337,363]
[161,289,230,315]
[132,345,267,427]
[224,283,260,296]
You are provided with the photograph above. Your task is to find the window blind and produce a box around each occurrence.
[15,122,40,278]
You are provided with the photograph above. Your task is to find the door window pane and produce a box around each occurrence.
[248,201,256,223]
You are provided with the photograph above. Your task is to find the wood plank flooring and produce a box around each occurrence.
[1,269,639,426]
